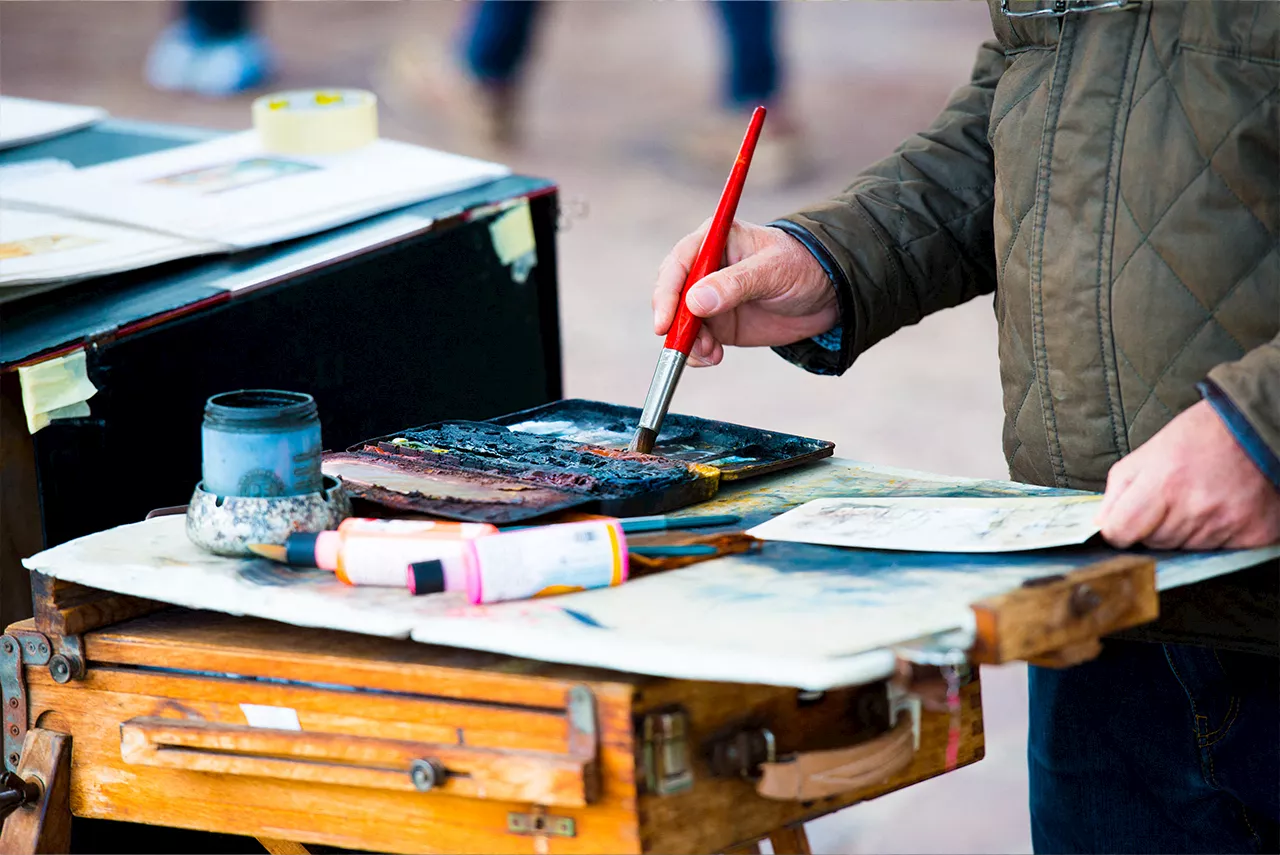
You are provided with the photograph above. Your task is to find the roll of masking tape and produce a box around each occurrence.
[252,89,378,155]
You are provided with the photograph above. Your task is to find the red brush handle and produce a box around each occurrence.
[663,106,767,355]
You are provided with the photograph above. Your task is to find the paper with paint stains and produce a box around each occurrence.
[23,459,1279,690]
[748,495,1103,553]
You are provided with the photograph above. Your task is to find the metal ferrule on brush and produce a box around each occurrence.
[636,347,687,434]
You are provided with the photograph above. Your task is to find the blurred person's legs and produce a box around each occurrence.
[146,1,273,97]
[464,0,540,87]
[1027,640,1279,853]
[716,0,777,109]
[686,0,805,188]
[380,0,540,150]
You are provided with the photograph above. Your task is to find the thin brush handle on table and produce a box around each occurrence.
[629,106,767,454]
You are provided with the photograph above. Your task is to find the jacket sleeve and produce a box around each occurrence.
[772,41,1005,376]
[1202,340,1280,489]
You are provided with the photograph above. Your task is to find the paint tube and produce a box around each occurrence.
[287,518,497,586]
[409,520,629,605]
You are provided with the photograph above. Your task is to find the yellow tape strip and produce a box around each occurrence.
[489,201,535,264]
[488,200,537,283]
[17,348,98,434]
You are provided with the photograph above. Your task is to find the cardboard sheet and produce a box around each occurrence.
[24,459,1279,689]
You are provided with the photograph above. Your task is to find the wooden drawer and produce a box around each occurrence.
[8,610,984,854]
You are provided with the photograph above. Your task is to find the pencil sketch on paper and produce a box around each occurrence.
[746,495,1104,553]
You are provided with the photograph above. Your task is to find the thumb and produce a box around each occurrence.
[685,255,783,318]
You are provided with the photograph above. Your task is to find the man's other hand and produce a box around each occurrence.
[1098,400,1280,550]
[652,220,837,367]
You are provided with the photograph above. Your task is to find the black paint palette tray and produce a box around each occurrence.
[322,399,833,524]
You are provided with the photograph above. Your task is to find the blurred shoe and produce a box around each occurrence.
[145,22,273,97]
[681,108,808,191]
[377,43,518,153]
[145,22,200,92]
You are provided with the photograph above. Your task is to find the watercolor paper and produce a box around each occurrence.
[25,459,1276,690]
[748,495,1103,553]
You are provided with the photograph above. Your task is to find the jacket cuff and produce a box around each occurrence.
[1198,379,1280,491]
[765,220,855,377]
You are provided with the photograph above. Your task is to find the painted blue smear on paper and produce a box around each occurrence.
[562,608,606,629]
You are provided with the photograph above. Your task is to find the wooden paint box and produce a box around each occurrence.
[4,608,982,854]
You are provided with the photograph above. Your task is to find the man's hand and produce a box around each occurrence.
[1097,400,1280,550]
[652,220,837,367]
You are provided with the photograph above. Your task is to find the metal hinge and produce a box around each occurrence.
[507,810,575,838]
[641,707,694,796]
[1,635,28,773]
[2,630,86,773]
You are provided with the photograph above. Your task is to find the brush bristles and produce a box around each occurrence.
[629,427,658,455]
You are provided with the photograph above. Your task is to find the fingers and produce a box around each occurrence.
[1096,462,1137,523]
[1098,469,1169,549]
[1180,518,1233,551]
[685,252,783,319]
[653,221,712,335]
[688,328,724,367]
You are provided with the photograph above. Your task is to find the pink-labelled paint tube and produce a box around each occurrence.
[409,519,629,605]
[283,518,498,587]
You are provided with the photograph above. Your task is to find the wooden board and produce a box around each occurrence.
[9,610,985,854]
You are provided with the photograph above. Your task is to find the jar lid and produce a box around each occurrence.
[204,390,317,430]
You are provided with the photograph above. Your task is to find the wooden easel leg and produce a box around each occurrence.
[0,729,71,855]
[256,838,311,855]
[724,842,762,855]
[768,824,812,855]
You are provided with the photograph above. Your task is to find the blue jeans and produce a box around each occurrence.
[183,1,251,39]
[1029,640,1279,853]
[464,0,778,107]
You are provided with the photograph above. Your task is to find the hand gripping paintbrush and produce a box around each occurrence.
[629,106,767,455]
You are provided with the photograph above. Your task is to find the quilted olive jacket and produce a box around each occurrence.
[775,1,1278,650]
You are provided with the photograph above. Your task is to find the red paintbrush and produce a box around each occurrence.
[629,106,767,454]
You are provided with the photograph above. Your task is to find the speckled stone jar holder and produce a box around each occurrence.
[186,475,351,557]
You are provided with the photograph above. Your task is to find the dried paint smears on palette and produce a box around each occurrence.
[491,399,833,479]
[322,400,833,524]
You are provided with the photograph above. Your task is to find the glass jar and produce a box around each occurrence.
[201,390,323,498]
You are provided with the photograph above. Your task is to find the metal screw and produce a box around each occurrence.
[7,699,17,709]
[1,640,12,655]
[1069,583,1102,617]
[409,758,447,792]
[37,643,48,655]
[48,656,72,684]
[7,726,17,737]
[7,754,18,766]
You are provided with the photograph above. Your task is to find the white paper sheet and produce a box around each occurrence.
[0,97,106,149]
[0,208,221,293]
[4,131,510,248]
[748,495,1104,553]
[23,459,1277,690]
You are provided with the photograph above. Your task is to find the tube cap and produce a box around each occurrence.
[409,560,446,596]
[285,532,321,566]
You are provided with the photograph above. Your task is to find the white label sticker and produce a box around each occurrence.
[239,703,301,731]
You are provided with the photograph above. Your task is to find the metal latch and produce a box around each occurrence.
[507,810,575,838]
[706,727,776,780]
[641,708,693,796]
